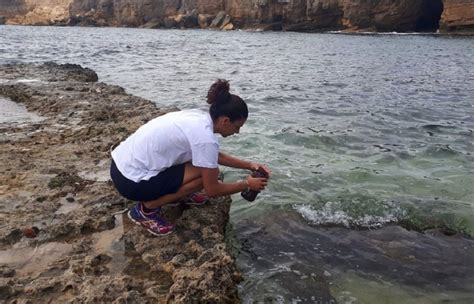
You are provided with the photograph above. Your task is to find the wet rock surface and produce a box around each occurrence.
[234,210,474,302]
[0,63,241,303]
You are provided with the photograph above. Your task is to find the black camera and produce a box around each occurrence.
[241,169,268,202]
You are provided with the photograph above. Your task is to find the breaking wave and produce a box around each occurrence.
[294,201,401,229]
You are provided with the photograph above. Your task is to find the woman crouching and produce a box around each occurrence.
[110,79,271,236]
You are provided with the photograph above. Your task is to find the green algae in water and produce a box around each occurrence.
[399,204,472,237]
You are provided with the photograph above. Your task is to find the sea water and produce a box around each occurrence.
[1,26,473,302]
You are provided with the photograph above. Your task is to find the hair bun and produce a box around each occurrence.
[207,79,230,105]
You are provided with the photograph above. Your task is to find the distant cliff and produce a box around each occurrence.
[1,0,473,34]
[440,0,474,33]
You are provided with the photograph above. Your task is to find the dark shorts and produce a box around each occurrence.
[110,159,185,202]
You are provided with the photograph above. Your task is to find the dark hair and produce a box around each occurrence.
[207,79,248,122]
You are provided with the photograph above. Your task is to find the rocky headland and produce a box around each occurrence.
[0,63,241,303]
[0,0,473,34]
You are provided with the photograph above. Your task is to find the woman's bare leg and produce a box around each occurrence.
[143,163,204,209]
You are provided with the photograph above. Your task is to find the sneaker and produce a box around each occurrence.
[184,192,209,206]
[127,203,175,236]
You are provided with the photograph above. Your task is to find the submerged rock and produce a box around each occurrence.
[0,63,240,302]
[235,210,474,302]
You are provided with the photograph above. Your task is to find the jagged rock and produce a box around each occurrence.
[198,14,214,28]
[0,266,15,278]
[0,0,471,33]
[182,10,199,28]
[244,22,282,31]
[440,0,474,33]
[164,16,178,28]
[222,23,234,31]
[67,15,100,26]
[210,10,226,28]
[6,4,70,25]
[143,18,162,29]
[0,228,22,246]
[174,13,185,24]
[220,14,232,29]
[0,63,240,302]
[0,285,16,300]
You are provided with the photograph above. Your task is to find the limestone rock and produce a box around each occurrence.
[198,13,214,28]
[220,14,232,28]
[143,18,162,29]
[164,16,178,28]
[0,0,30,22]
[181,10,199,28]
[210,10,226,28]
[222,22,234,31]
[440,0,474,33]
[7,4,71,25]
[174,13,185,24]
[181,0,223,15]
[0,63,241,302]
[0,0,472,33]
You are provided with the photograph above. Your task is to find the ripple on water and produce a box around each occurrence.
[2,26,474,301]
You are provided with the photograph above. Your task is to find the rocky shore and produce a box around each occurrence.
[0,63,241,303]
[0,0,473,34]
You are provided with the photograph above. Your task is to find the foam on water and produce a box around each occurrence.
[16,78,42,83]
[295,201,400,229]
[328,30,439,36]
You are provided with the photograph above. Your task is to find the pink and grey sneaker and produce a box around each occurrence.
[184,192,209,206]
[127,203,175,236]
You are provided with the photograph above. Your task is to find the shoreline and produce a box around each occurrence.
[1,62,472,302]
[0,63,241,302]
[2,23,474,36]
[1,0,473,36]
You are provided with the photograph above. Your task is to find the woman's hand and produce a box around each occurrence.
[246,175,268,191]
[249,162,272,178]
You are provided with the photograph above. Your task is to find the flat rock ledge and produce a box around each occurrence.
[0,63,241,303]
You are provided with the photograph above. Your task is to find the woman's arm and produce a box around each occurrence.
[201,167,267,198]
[218,151,251,170]
[218,152,272,177]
